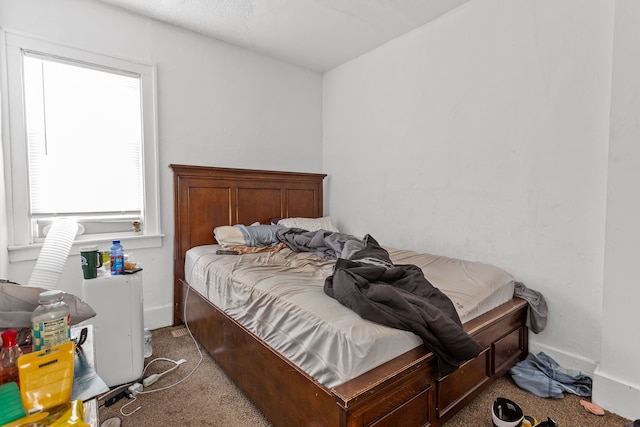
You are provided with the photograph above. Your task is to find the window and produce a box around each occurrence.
[2,32,161,260]
[24,53,143,225]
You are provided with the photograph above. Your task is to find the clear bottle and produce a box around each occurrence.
[31,290,71,351]
[0,329,23,387]
[143,328,153,358]
[110,240,125,275]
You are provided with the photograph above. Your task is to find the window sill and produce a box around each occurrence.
[7,233,164,263]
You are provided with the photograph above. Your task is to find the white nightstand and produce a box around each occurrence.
[81,272,144,387]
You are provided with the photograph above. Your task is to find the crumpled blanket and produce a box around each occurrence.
[510,352,592,398]
[513,282,548,333]
[323,234,483,376]
[276,227,363,259]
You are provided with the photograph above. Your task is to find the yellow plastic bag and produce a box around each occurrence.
[17,341,75,413]
[49,400,89,426]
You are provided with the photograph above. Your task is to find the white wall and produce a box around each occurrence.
[324,0,636,417]
[3,0,638,420]
[593,0,640,419]
[0,0,323,328]
[0,73,6,278]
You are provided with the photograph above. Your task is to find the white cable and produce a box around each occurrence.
[134,284,203,395]
[120,395,141,416]
[118,271,204,418]
[141,358,186,387]
[100,261,204,405]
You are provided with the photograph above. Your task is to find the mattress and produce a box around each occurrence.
[184,245,514,389]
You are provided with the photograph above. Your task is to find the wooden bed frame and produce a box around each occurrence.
[171,164,528,427]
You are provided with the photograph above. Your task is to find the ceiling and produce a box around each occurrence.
[97,0,470,72]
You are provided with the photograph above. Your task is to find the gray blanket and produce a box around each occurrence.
[514,282,548,333]
[276,227,363,259]
[277,229,483,376]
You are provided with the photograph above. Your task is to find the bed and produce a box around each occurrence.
[171,164,528,427]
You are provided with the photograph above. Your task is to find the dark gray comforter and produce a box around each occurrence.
[277,227,364,259]
[277,229,483,376]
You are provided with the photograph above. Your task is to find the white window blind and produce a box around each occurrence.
[23,52,143,217]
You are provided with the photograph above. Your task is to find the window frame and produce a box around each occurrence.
[1,31,162,261]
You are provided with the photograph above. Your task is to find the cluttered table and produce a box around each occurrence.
[0,324,106,427]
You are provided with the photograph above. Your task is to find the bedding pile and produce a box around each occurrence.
[278,228,483,375]
[206,220,515,383]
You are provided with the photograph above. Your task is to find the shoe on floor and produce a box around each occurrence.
[100,417,121,427]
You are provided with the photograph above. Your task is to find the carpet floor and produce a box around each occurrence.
[98,326,633,426]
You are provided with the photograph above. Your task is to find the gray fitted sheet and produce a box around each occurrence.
[184,245,514,388]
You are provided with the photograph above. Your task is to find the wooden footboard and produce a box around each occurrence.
[171,164,529,427]
[176,278,528,427]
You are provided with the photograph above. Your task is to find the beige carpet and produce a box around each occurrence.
[99,326,633,426]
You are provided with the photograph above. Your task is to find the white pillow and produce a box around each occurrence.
[278,217,339,233]
[213,225,245,247]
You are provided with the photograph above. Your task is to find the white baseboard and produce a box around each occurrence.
[528,339,598,375]
[143,304,174,330]
[592,367,640,421]
[529,337,639,420]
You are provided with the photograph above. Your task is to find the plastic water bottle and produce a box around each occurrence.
[110,240,124,275]
[31,290,71,351]
[143,328,153,358]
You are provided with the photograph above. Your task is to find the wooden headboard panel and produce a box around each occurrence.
[171,164,327,282]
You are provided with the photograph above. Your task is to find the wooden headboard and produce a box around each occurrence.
[171,164,327,320]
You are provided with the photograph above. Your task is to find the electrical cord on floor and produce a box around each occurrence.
[137,285,204,394]
[141,357,187,387]
[118,284,204,417]
[98,383,134,408]
[119,395,141,417]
